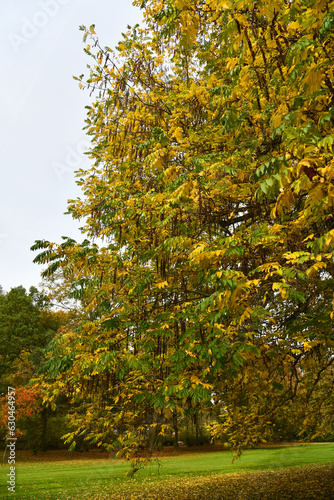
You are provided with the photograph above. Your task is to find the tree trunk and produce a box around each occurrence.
[41,408,48,452]
[194,412,199,446]
[173,410,179,447]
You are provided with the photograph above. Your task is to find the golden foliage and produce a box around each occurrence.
[32,0,334,463]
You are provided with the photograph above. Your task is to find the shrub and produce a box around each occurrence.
[161,435,175,447]
[181,430,211,447]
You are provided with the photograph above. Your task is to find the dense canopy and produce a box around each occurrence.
[33,0,334,463]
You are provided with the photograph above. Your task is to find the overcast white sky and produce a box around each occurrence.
[0,0,143,292]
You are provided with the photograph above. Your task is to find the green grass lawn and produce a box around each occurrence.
[0,443,333,500]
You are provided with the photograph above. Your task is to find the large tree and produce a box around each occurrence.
[33,0,334,461]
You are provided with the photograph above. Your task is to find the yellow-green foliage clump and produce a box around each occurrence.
[76,464,334,500]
